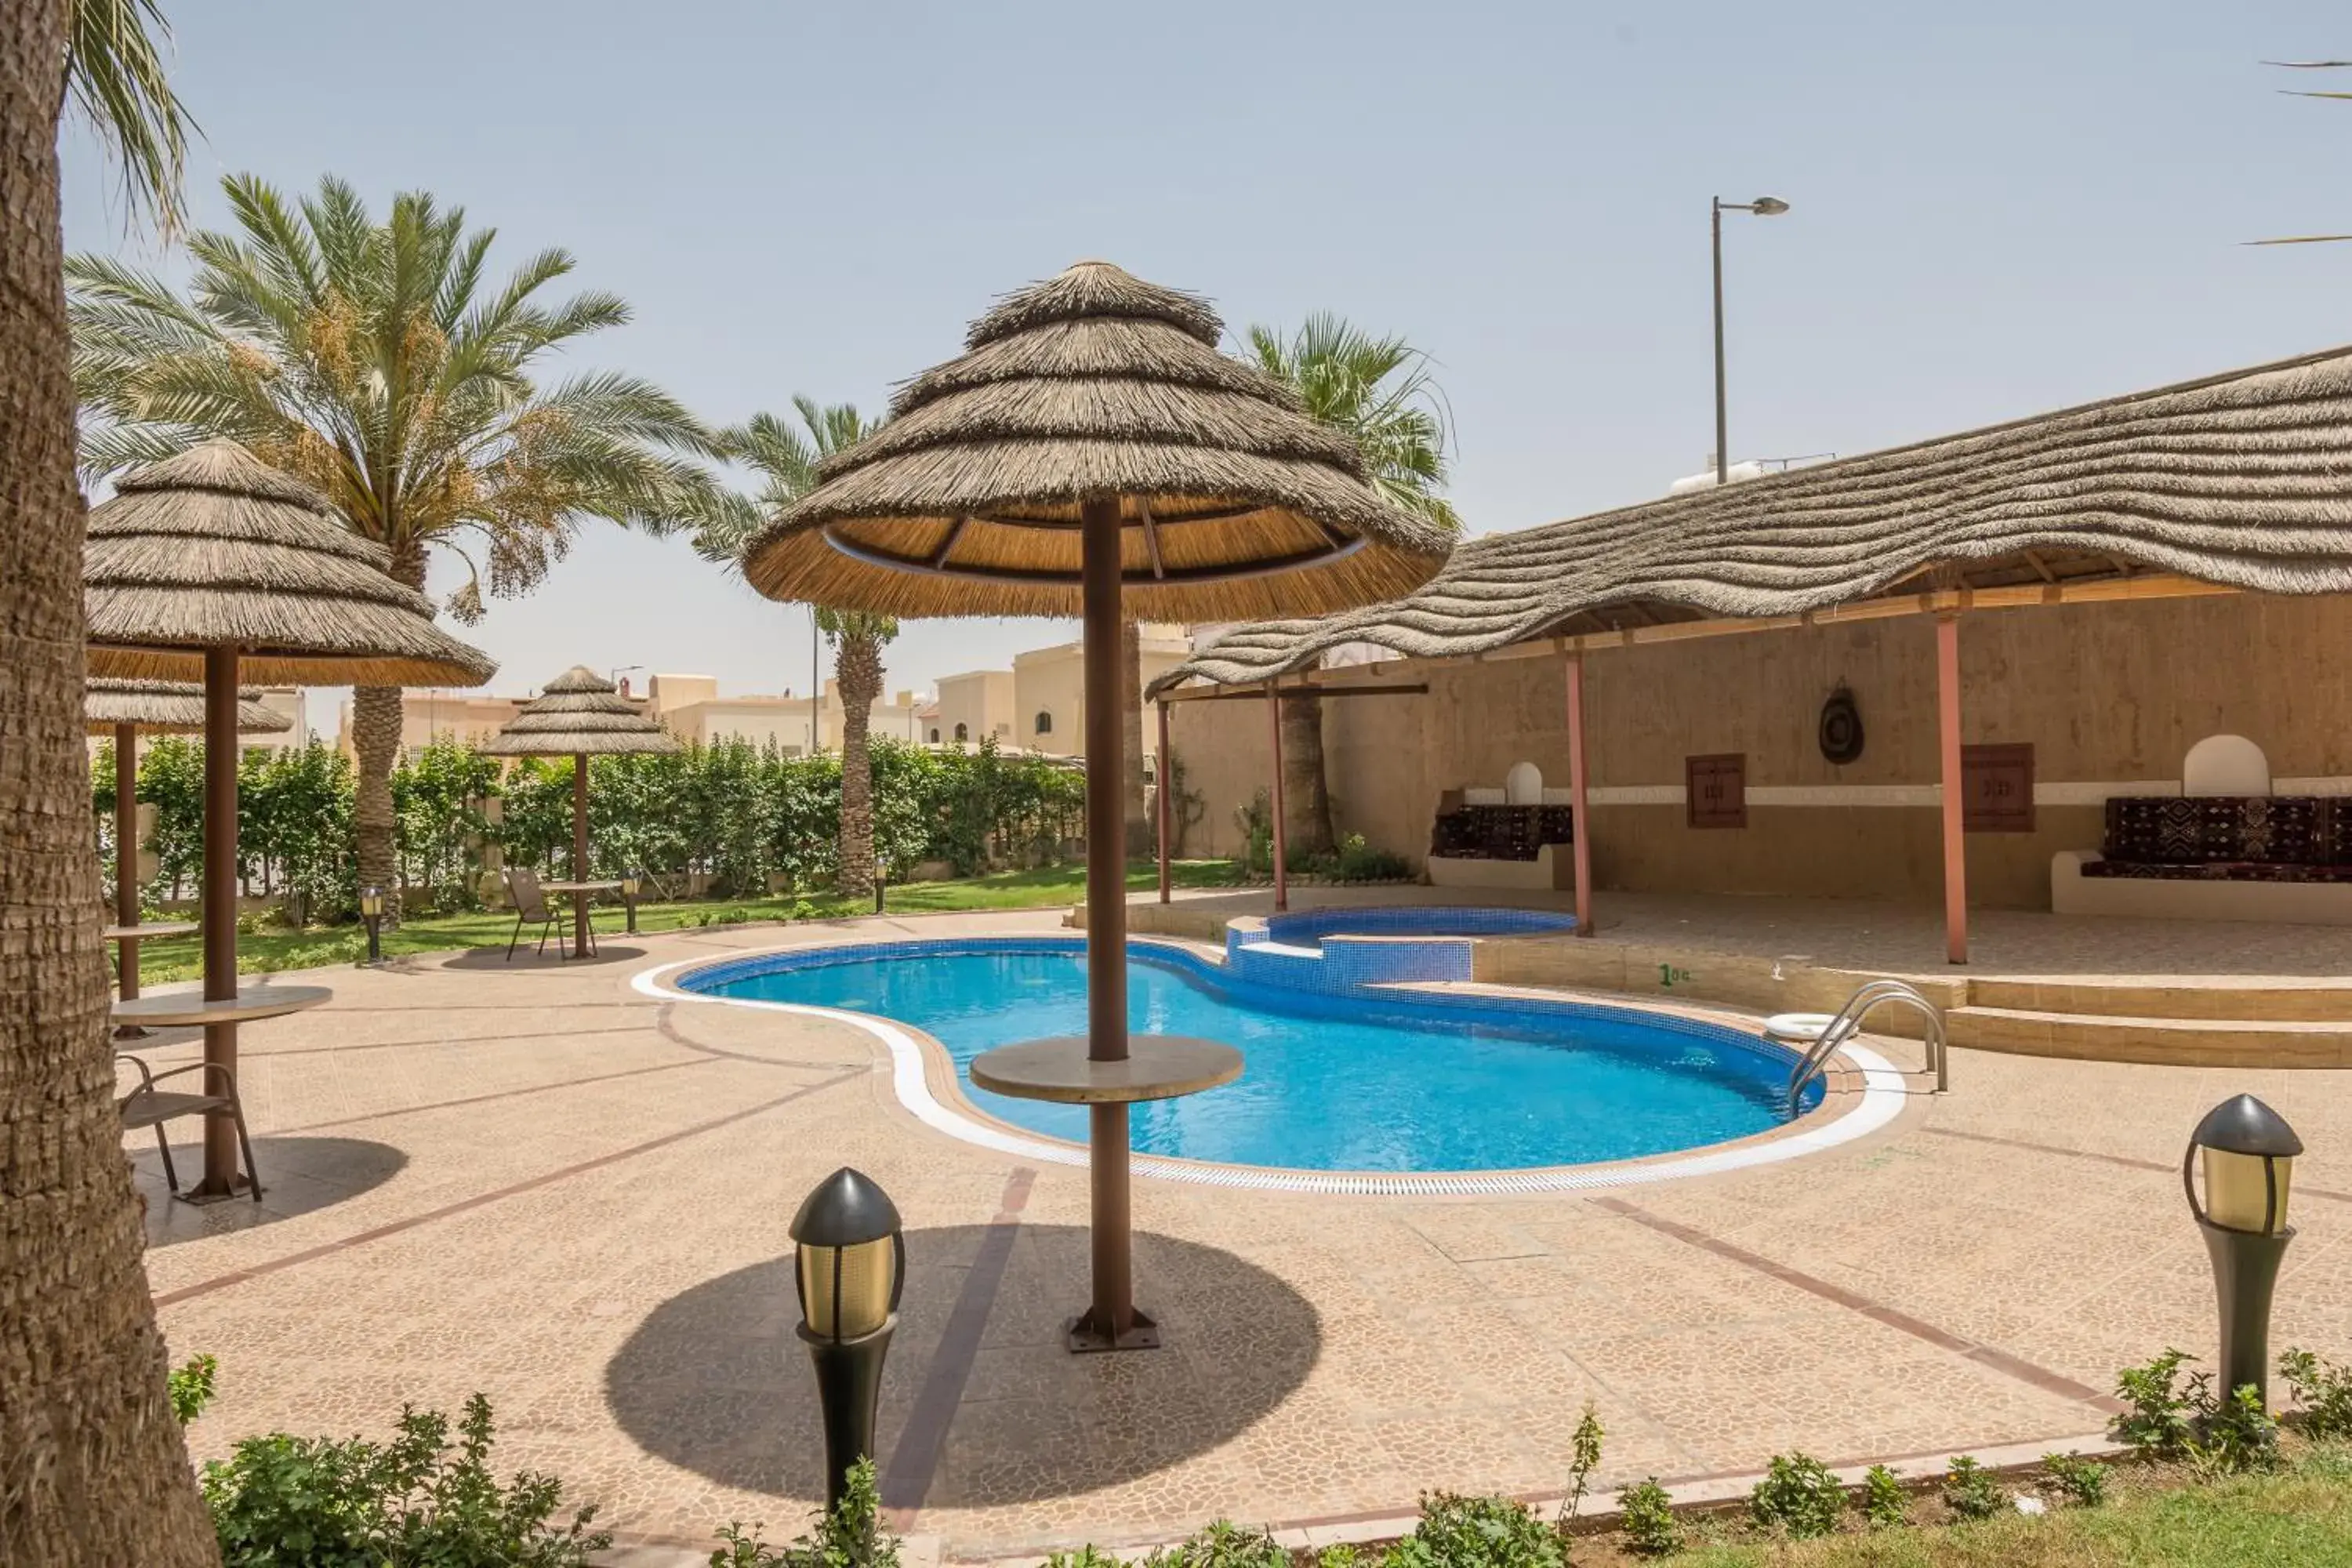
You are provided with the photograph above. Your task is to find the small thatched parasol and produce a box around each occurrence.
[739,261,1451,1352]
[82,439,495,1201]
[483,666,680,955]
[85,679,293,1026]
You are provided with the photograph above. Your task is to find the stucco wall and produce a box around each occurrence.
[1167,592,2352,908]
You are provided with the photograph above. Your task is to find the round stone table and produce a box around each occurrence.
[969,1033,1243,1104]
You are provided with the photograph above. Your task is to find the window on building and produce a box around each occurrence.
[1035,710,1054,736]
[954,722,969,742]
[928,728,941,743]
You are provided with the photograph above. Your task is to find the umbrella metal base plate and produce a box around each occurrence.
[173,1175,257,1207]
[1065,1307,1161,1354]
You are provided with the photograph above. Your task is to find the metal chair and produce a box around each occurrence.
[116,1056,263,1202]
[504,867,569,960]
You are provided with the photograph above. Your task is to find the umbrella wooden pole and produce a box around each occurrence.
[1080,494,1134,1343]
[1565,653,1595,937]
[1155,699,1172,903]
[1936,612,1968,964]
[572,753,590,956]
[1267,679,1288,913]
[197,645,244,1197]
[114,723,140,999]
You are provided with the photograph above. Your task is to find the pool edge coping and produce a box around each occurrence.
[632,935,1911,1197]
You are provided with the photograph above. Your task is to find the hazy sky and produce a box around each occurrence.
[60,1,2351,737]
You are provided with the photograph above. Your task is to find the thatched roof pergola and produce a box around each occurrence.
[741,260,1451,622]
[1155,343,2352,690]
[84,677,290,735]
[84,440,497,687]
[739,260,1450,1356]
[480,666,682,757]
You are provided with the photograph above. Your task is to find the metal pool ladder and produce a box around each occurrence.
[1784,979,1948,1112]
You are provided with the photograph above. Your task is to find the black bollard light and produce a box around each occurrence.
[874,864,886,916]
[2184,1094,2303,1408]
[621,870,641,935]
[791,1167,904,1510]
[359,885,384,966]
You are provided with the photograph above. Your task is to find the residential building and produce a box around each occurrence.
[339,689,536,762]
[931,670,1016,746]
[649,673,924,755]
[1012,624,1191,757]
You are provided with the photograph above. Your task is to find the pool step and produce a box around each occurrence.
[1965,976,2352,1023]
[1947,1005,2352,1068]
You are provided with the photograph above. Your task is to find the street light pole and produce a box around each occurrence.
[1711,194,1790,487]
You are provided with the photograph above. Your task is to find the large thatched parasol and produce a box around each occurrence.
[85,679,291,1023]
[85,439,495,1200]
[741,260,1450,1351]
[482,666,681,955]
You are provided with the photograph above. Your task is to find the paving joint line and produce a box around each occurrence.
[1921,1125,2352,1203]
[1590,1196,2123,1415]
[154,1067,865,1308]
[273,1056,723,1134]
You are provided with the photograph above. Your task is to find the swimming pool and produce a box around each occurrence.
[1262,906,1577,947]
[673,938,1823,1176]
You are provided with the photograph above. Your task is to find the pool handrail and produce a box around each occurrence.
[1786,979,1947,1112]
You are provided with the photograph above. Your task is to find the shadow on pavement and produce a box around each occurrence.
[135,1135,408,1247]
[605,1222,1320,1510]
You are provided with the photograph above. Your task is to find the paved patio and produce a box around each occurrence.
[129,905,2352,1562]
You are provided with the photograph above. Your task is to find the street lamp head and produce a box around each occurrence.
[619,870,641,898]
[359,886,383,920]
[791,1167,906,1343]
[1749,195,1791,216]
[2185,1094,2303,1236]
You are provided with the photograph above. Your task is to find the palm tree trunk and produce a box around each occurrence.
[0,2,220,1558]
[834,630,882,899]
[1280,691,1336,858]
[351,540,424,922]
[1120,619,1151,858]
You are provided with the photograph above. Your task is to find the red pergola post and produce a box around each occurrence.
[1155,699,1172,903]
[1565,652,1595,937]
[1936,612,1968,964]
[1266,677,1288,913]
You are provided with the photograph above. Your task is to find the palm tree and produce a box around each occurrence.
[5,0,218,1557]
[696,397,898,900]
[66,173,726,918]
[1244,314,1461,856]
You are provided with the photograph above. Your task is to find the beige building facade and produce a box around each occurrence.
[1013,624,1191,757]
[650,673,924,755]
[1170,591,2352,910]
[931,670,1016,746]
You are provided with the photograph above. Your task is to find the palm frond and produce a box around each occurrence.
[66,0,196,233]
[1245,313,1461,534]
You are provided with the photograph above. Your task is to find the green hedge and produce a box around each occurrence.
[94,735,1090,921]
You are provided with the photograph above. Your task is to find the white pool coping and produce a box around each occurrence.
[633,942,1911,1196]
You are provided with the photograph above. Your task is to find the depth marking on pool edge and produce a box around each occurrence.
[1590,1197,2123,1415]
[633,943,1915,1197]
[880,1167,1037,1526]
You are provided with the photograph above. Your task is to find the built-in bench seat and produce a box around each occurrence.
[2054,794,2352,924]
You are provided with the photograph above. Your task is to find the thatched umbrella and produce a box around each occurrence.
[742,261,1450,1351]
[481,666,681,955]
[85,678,290,1022]
[85,439,495,1200]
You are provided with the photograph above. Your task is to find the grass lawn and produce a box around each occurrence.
[131,859,1245,984]
[1628,1446,2352,1566]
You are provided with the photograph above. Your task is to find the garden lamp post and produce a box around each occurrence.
[790,1167,905,1511]
[2184,1094,2303,1406]
[1711,194,1790,485]
[360,886,384,966]
[621,871,641,935]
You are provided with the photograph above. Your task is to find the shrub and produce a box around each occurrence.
[1387,1493,1565,1568]
[2281,1347,2352,1440]
[2192,1381,2281,1477]
[707,1459,901,1568]
[169,1352,218,1425]
[1557,1400,1604,1526]
[1615,1479,1679,1557]
[2114,1348,2200,1457]
[1040,1550,1126,1568]
[203,1393,608,1568]
[1142,1520,1290,1568]
[2038,1452,2107,1508]
[1860,1464,1907,1530]
[1940,1455,2005,1521]
[1334,833,1410,883]
[1748,1451,1844,1538]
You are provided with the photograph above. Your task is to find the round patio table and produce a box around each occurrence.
[109,984,333,1029]
[540,880,623,960]
[970,1034,1243,1104]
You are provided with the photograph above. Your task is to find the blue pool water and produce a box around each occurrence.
[1264,906,1578,949]
[686,941,1813,1173]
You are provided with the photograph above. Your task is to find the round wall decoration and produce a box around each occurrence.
[1819,688,1864,764]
